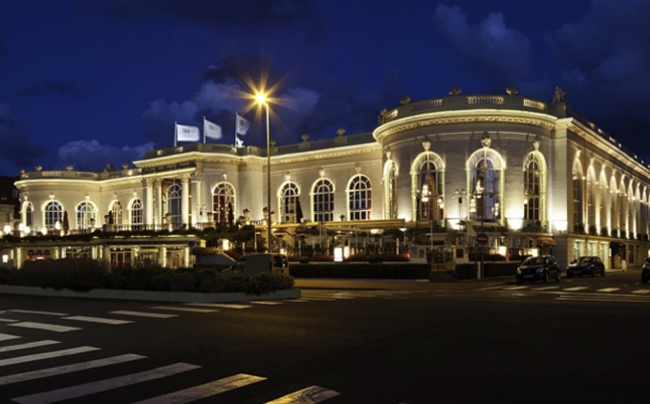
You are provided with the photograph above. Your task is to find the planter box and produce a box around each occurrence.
[0,285,301,303]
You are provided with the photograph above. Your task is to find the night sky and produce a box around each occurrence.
[1,0,649,176]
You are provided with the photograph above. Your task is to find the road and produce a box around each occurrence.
[1,270,649,403]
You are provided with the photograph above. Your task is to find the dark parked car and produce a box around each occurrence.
[642,258,650,284]
[515,255,561,284]
[566,256,605,277]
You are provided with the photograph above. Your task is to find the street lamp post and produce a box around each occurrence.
[256,92,272,253]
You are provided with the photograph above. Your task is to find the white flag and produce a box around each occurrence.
[236,113,251,136]
[204,118,222,140]
[176,123,200,142]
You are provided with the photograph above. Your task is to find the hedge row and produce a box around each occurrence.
[3,259,294,295]
[455,262,520,279]
[290,263,430,279]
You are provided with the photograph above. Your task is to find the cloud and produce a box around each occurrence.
[433,4,532,90]
[546,0,650,146]
[55,139,153,172]
[101,0,324,32]
[14,80,83,98]
[0,104,45,171]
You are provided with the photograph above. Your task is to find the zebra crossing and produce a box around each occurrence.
[0,329,406,403]
[477,283,650,303]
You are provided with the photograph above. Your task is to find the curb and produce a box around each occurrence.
[0,285,302,303]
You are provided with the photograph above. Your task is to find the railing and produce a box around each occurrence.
[523,99,546,110]
[410,99,443,111]
[466,96,505,105]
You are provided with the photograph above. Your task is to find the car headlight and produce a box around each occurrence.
[516,268,521,274]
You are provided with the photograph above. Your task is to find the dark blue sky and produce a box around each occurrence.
[1,0,649,175]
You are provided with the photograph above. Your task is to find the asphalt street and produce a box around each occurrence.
[1,270,649,403]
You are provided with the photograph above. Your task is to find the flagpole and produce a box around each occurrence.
[202,116,206,144]
[174,122,177,147]
[235,113,238,147]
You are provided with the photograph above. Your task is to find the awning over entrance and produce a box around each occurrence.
[537,236,556,246]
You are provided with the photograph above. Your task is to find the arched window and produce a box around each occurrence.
[213,183,235,224]
[598,171,607,233]
[167,183,182,226]
[76,201,97,230]
[110,201,123,226]
[312,179,334,222]
[131,199,143,231]
[22,201,33,227]
[411,151,444,222]
[618,181,626,236]
[586,168,597,233]
[572,160,584,232]
[44,201,63,231]
[384,161,398,220]
[523,151,547,227]
[348,175,371,220]
[609,176,617,235]
[468,148,504,222]
[280,182,299,223]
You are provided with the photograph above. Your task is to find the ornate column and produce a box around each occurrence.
[190,172,203,227]
[145,178,154,228]
[181,174,190,227]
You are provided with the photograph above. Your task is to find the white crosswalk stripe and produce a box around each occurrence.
[110,310,178,318]
[532,286,560,291]
[62,316,133,325]
[0,346,99,367]
[631,289,650,294]
[502,286,529,290]
[264,385,340,403]
[149,306,217,313]
[8,322,81,333]
[184,303,252,309]
[597,287,620,292]
[0,318,19,322]
[129,373,266,404]
[0,354,145,386]
[249,300,284,305]
[9,309,68,316]
[0,333,21,342]
[11,362,200,404]
[563,286,589,291]
[0,340,60,354]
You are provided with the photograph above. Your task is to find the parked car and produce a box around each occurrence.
[642,258,650,284]
[566,256,605,277]
[515,255,561,284]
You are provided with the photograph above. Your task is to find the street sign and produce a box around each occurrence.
[476,232,488,244]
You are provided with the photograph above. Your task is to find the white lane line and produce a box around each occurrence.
[0,333,21,342]
[12,362,200,404]
[502,286,529,291]
[249,301,284,305]
[0,354,145,387]
[0,340,60,353]
[264,385,341,403]
[532,286,560,291]
[8,322,81,333]
[110,310,178,318]
[477,286,506,291]
[597,287,620,293]
[62,316,133,325]
[563,286,589,291]
[0,318,19,322]
[129,373,267,404]
[631,289,650,294]
[9,310,67,316]
[149,306,217,313]
[0,346,99,368]
[184,303,252,309]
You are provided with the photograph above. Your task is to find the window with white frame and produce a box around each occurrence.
[348,175,371,220]
[23,201,33,227]
[76,201,97,230]
[111,201,123,226]
[280,182,299,223]
[44,201,63,231]
[312,179,334,222]
[168,183,182,226]
[131,199,143,231]
[213,182,235,224]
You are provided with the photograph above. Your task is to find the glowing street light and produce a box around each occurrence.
[256,91,273,252]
